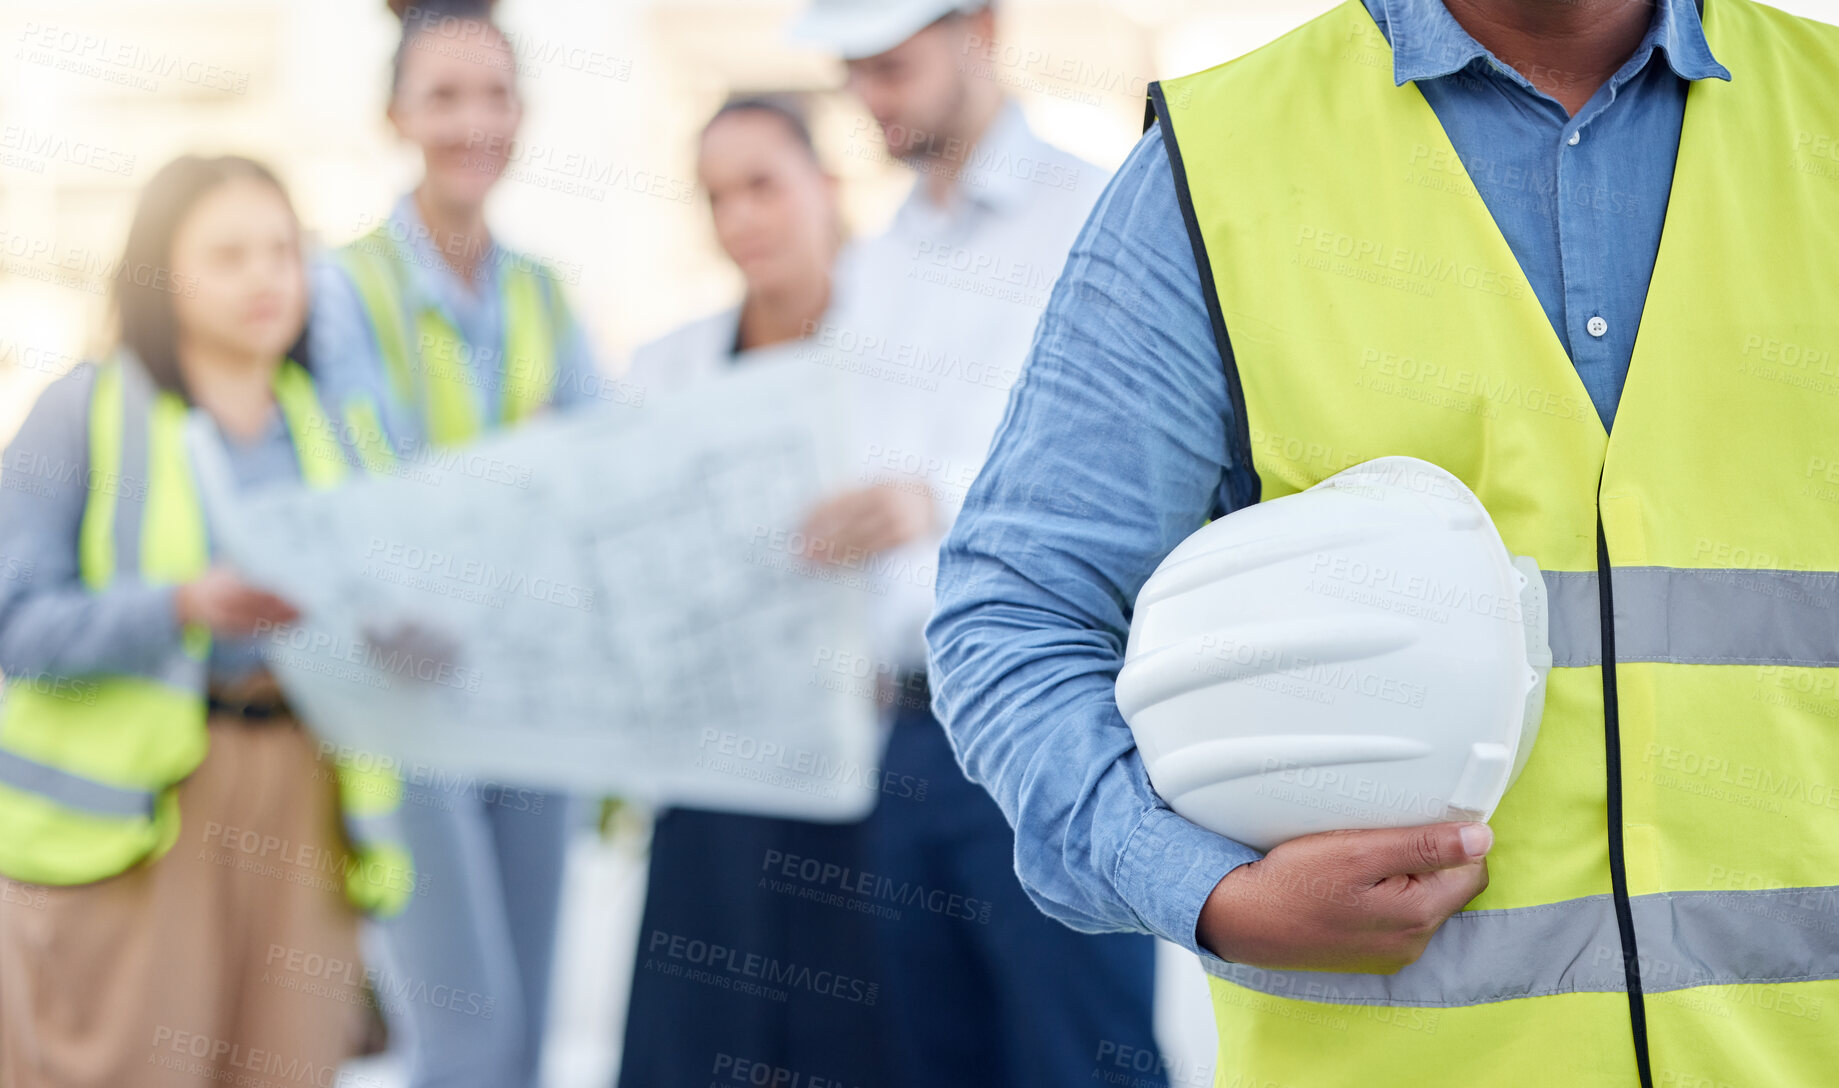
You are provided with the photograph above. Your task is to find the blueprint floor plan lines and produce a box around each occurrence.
[192,362,880,821]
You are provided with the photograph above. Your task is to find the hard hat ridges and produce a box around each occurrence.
[1147,733,1437,804]
[1116,456,1552,849]
[1134,524,1399,610]
[1114,614,1419,721]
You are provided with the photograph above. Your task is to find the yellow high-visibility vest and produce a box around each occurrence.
[1152,1,1839,1083]
[336,227,565,447]
[0,359,414,916]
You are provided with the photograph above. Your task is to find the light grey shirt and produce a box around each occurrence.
[827,100,1107,670]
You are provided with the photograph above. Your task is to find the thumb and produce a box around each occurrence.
[1358,822,1493,879]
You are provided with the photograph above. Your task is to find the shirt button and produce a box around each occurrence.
[1568,131,1581,146]
[1587,316,1609,338]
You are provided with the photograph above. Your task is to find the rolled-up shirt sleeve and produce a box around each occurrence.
[0,367,182,680]
[925,125,1262,958]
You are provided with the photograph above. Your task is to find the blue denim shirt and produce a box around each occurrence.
[926,0,1727,957]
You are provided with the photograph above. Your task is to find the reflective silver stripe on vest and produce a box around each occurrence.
[102,361,207,697]
[113,364,150,575]
[1543,569,1839,668]
[0,747,158,819]
[1203,886,1839,1007]
[342,809,400,848]
[151,649,207,693]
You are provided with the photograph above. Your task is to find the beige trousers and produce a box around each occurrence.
[0,717,367,1088]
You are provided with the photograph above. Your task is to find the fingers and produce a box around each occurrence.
[1341,821,1493,882]
[1198,831,1493,973]
[1405,858,1491,918]
[800,489,899,561]
[798,492,866,557]
[233,587,297,625]
[249,588,297,615]
[798,497,846,547]
[217,587,298,635]
[254,594,301,626]
[848,509,901,555]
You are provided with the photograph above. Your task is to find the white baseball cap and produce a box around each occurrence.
[788,0,988,61]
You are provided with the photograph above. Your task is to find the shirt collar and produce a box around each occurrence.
[1362,0,1729,89]
[388,191,505,297]
[899,98,1041,219]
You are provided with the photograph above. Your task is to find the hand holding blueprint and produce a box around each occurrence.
[191,361,884,821]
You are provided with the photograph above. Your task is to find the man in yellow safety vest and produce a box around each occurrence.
[927,1,1839,1085]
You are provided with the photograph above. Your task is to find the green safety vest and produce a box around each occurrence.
[1151,0,1839,1084]
[336,226,565,447]
[0,359,414,917]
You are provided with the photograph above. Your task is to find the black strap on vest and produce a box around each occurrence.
[1145,81,1262,513]
[1596,515,1655,1087]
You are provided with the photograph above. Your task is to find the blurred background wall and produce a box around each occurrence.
[5,0,1833,443]
[0,0,1363,444]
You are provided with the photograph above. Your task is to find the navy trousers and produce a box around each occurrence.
[617,806,885,1087]
[869,705,1167,1088]
[617,703,1167,1088]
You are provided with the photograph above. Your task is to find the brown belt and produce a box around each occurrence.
[205,695,292,722]
[205,675,292,722]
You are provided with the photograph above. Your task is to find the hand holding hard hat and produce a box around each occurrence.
[1116,456,1551,852]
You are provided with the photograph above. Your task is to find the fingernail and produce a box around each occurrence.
[1459,823,1493,858]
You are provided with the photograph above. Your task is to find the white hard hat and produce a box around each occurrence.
[1115,456,1551,852]
[788,0,988,60]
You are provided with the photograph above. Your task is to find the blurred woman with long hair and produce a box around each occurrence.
[0,154,410,1088]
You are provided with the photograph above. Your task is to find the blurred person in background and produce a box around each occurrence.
[306,2,599,1085]
[614,96,886,1086]
[0,155,411,1088]
[785,2,1169,1085]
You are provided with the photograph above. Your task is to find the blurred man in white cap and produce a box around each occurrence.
[780,4,1171,1086]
